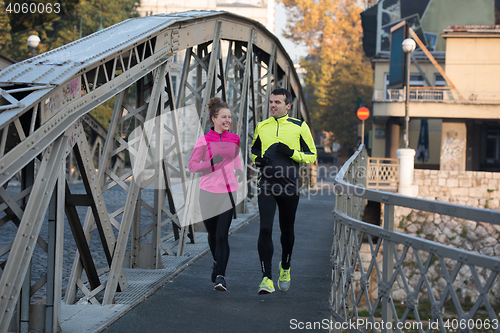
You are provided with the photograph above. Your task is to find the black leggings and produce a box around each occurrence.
[258,189,300,279]
[199,190,235,277]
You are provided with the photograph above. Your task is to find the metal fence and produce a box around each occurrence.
[367,157,399,192]
[332,145,500,333]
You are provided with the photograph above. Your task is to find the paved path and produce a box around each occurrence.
[103,188,336,333]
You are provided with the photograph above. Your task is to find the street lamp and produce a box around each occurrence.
[27,35,40,57]
[79,10,105,39]
[402,38,416,149]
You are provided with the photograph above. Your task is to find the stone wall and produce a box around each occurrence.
[413,169,500,208]
[390,170,500,305]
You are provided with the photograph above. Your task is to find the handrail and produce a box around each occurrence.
[367,157,398,192]
[331,144,500,332]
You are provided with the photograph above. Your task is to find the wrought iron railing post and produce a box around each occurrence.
[356,149,368,220]
[382,203,394,333]
[346,167,352,219]
[331,219,342,333]
[331,174,346,332]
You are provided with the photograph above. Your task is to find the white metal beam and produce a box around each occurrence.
[0,136,67,332]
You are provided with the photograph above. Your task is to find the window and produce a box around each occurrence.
[409,74,425,87]
[434,74,445,87]
[433,74,445,100]
[384,73,426,101]
[384,73,390,100]
[409,74,425,100]
[486,128,500,163]
[384,73,402,100]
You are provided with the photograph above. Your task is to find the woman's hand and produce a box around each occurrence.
[210,154,223,166]
[235,169,244,182]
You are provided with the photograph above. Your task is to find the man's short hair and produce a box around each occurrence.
[271,88,293,105]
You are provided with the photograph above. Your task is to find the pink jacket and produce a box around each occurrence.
[188,129,242,193]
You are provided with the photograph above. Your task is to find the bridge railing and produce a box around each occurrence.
[332,144,500,333]
[367,157,399,192]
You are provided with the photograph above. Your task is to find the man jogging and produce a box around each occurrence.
[251,88,317,294]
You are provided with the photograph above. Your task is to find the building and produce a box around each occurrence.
[0,54,15,70]
[138,0,273,32]
[362,0,500,171]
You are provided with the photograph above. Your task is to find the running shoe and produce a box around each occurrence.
[211,262,217,283]
[214,275,227,291]
[258,277,275,294]
[278,262,291,291]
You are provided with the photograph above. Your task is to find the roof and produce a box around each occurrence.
[0,53,16,65]
[443,25,500,37]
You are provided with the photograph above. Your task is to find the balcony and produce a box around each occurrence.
[373,88,500,104]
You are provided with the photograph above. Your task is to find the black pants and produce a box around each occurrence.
[257,188,300,279]
[199,190,235,277]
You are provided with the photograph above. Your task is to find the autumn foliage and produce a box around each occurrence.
[279,0,374,151]
[0,0,139,127]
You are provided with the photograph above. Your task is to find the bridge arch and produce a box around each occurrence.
[0,11,312,332]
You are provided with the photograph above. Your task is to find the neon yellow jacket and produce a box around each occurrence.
[251,114,316,193]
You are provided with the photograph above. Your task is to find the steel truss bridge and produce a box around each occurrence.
[0,11,311,332]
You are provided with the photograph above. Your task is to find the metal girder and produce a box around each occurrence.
[176,21,224,256]
[63,120,129,305]
[0,10,311,332]
[103,62,167,304]
[81,113,124,175]
[64,93,128,305]
[0,136,67,332]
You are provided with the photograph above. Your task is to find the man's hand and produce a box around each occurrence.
[210,154,223,166]
[255,157,267,168]
[276,143,294,157]
[235,169,244,182]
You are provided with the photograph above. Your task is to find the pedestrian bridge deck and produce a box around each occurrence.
[61,189,335,333]
[0,11,311,332]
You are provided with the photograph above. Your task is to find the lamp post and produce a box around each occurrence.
[397,37,417,197]
[79,10,105,39]
[27,35,40,57]
[402,38,416,148]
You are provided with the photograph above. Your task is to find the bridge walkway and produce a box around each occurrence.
[101,187,336,333]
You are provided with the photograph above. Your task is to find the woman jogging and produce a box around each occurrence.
[188,97,243,291]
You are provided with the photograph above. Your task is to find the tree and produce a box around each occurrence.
[279,0,374,152]
[0,0,139,126]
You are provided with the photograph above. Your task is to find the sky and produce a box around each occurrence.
[273,2,309,62]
